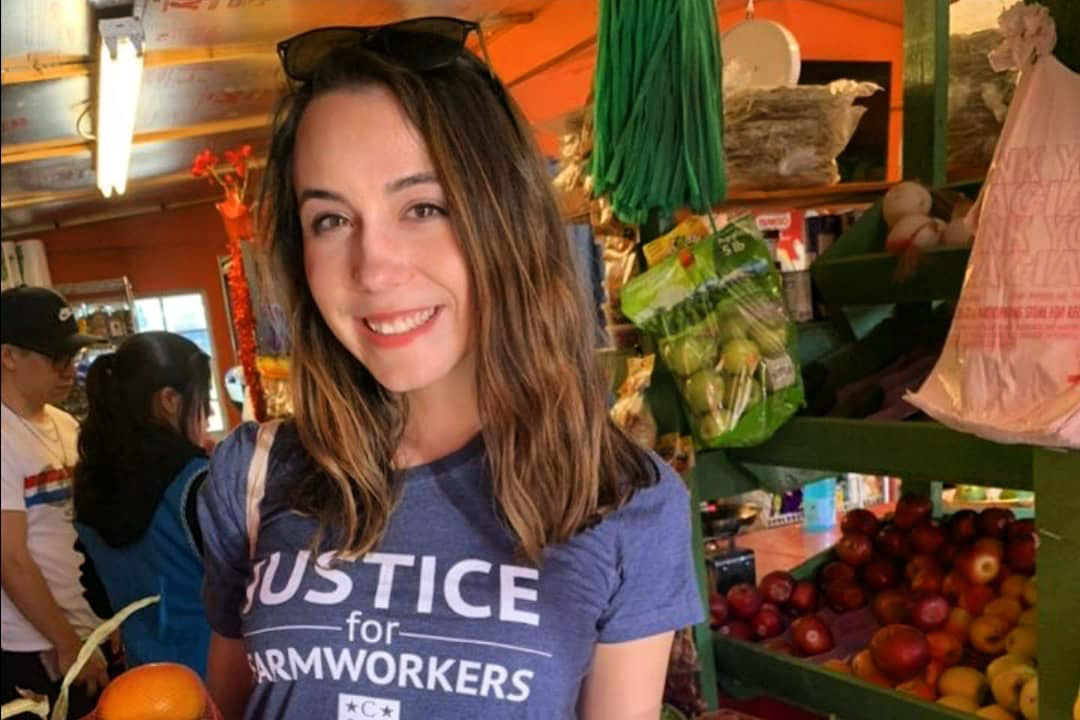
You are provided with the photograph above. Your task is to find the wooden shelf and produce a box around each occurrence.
[723,417,1048,488]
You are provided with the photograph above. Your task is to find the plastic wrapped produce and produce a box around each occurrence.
[948,29,1017,179]
[622,217,804,447]
[724,80,881,190]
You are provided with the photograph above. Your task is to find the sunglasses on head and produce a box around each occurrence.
[277,17,519,135]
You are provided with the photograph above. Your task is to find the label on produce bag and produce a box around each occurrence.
[763,354,796,392]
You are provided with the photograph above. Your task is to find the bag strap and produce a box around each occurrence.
[245,420,282,562]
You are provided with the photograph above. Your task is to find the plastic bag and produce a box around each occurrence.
[907,4,1080,448]
[724,80,881,190]
[610,354,659,450]
[621,217,804,448]
[948,29,1016,180]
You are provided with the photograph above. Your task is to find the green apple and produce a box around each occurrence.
[683,370,724,414]
[661,335,718,377]
[720,338,762,375]
[955,485,987,502]
[698,410,733,440]
[715,313,750,344]
[723,377,763,410]
[1000,489,1034,501]
[749,323,789,357]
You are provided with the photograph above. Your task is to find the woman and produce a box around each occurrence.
[74,331,213,676]
[199,17,703,719]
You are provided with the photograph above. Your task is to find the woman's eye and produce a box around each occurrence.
[407,203,447,220]
[311,214,349,234]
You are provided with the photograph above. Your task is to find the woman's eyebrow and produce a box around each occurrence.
[385,171,439,195]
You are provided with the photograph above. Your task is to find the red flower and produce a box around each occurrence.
[191,149,218,178]
[224,144,251,178]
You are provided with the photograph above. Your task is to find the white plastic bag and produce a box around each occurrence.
[907,3,1080,448]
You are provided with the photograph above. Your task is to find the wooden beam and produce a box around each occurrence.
[1,43,276,85]
[1,113,272,165]
[1,157,268,210]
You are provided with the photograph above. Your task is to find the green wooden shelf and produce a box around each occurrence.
[722,417,1058,488]
[713,636,980,720]
[813,246,970,306]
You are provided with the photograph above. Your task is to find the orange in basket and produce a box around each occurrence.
[94,663,208,720]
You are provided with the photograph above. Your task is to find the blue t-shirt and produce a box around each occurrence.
[198,422,703,720]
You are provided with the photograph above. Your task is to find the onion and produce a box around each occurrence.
[886,215,944,255]
[882,181,932,227]
[941,217,973,247]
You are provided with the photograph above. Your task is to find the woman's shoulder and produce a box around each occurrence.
[207,420,301,490]
[610,452,691,527]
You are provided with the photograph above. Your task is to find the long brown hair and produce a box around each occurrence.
[261,44,655,563]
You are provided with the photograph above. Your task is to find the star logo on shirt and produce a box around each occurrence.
[381,707,393,718]
[346,701,357,712]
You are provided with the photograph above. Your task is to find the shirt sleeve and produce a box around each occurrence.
[197,422,258,639]
[596,457,705,643]
[0,437,26,512]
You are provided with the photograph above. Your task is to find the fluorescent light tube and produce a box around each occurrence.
[96,34,143,197]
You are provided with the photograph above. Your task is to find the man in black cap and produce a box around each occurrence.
[1,286,109,714]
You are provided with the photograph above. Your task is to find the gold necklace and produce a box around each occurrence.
[7,406,69,468]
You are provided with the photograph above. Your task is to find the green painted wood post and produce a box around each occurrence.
[903,0,949,186]
[688,470,720,710]
[1033,448,1080,720]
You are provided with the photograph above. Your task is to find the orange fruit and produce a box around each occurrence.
[95,663,207,720]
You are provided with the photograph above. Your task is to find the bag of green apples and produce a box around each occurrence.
[621,216,804,447]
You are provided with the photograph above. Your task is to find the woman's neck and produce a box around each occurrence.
[395,355,481,468]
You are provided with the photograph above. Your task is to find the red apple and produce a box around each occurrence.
[717,620,752,641]
[726,583,763,620]
[909,567,944,595]
[750,603,785,639]
[925,630,963,667]
[869,624,931,682]
[758,570,796,606]
[910,594,950,632]
[959,583,996,615]
[896,679,936,702]
[905,554,941,582]
[894,495,932,529]
[972,536,1004,560]
[956,548,1001,585]
[947,509,979,545]
[788,580,820,615]
[938,542,961,569]
[875,525,912,559]
[842,508,880,537]
[862,557,900,591]
[835,532,874,567]
[910,521,946,555]
[871,589,912,626]
[1005,534,1036,574]
[825,580,868,613]
[790,615,835,656]
[818,560,857,587]
[1006,518,1035,541]
[978,507,1015,538]
[941,570,969,600]
[709,593,729,627]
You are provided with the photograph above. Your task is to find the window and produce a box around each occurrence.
[134,292,226,433]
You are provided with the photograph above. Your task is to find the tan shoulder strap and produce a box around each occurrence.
[245,419,282,561]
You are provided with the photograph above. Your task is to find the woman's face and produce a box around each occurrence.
[294,86,473,396]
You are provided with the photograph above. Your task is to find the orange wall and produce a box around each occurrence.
[718,0,904,180]
[38,203,242,429]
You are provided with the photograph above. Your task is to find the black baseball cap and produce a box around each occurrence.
[1,286,104,359]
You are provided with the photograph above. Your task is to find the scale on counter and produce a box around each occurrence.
[722,0,801,89]
[702,501,760,594]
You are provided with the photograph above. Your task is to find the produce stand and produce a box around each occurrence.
[682,3,1080,718]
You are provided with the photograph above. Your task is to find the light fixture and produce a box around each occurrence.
[96,14,144,198]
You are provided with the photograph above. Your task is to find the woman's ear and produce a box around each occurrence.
[151,386,183,430]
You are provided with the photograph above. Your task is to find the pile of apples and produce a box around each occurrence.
[819,496,1041,719]
[709,570,833,657]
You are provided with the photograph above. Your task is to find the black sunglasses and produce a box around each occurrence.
[277,17,519,134]
[278,16,492,82]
